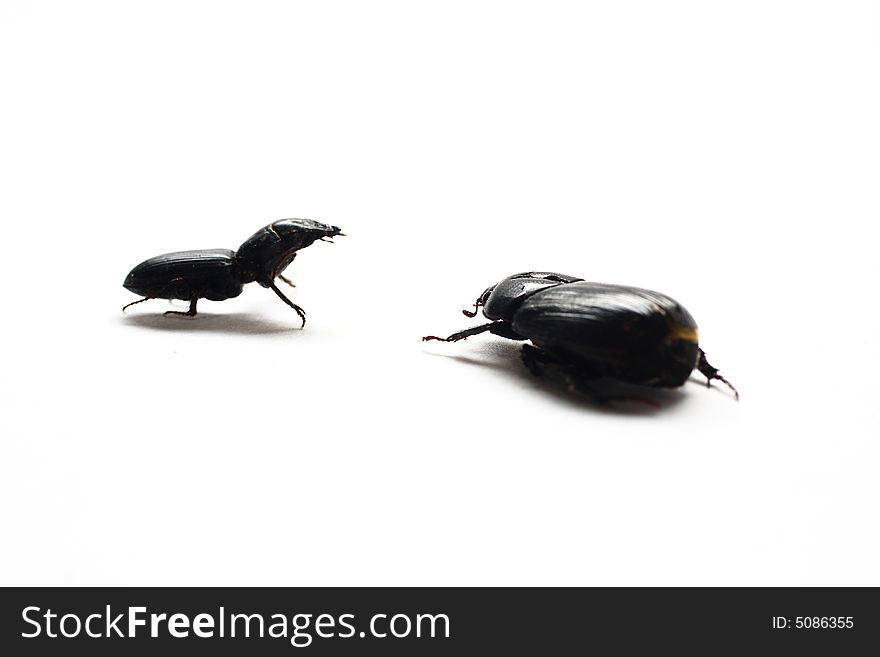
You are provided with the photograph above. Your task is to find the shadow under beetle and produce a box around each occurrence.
[123,218,343,326]
[423,272,738,402]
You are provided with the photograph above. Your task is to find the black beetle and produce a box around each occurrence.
[423,272,738,402]
[122,218,344,326]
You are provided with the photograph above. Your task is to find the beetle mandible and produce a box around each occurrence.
[122,218,344,326]
[423,272,738,402]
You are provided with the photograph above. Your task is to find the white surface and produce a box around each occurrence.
[1,1,878,586]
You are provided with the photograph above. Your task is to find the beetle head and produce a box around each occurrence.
[270,218,343,242]
[236,218,344,286]
[476,272,583,321]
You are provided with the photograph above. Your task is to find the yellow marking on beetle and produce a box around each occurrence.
[667,324,699,344]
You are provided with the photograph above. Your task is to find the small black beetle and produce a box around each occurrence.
[123,218,344,326]
[423,272,738,401]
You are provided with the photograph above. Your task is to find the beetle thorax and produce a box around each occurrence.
[482,272,583,321]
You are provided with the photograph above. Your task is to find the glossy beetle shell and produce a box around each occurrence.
[123,249,244,301]
[510,281,700,387]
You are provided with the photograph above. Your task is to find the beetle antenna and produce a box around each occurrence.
[697,349,739,400]
[122,297,153,313]
[269,282,307,328]
[462,298,483,318]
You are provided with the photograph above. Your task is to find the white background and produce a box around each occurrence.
[1,1,878,586]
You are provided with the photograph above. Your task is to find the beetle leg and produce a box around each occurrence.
[279,274,296,288]
[269,281,306,327]
[521,344,612,404]
[462,298,483,318]
[157,277,194,316]
[423,320,524,343]
[164,296,198,317]
[423,322,494,342]
[521,345,661,406]
[488,322,528,341]
[697,349,739,400]
[122,297,154,313]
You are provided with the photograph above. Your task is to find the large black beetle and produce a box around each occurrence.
[122,219,343,326]
[423,272,738,401]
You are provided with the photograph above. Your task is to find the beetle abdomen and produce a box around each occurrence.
[512,282,700,386]
[123,249,244,301]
